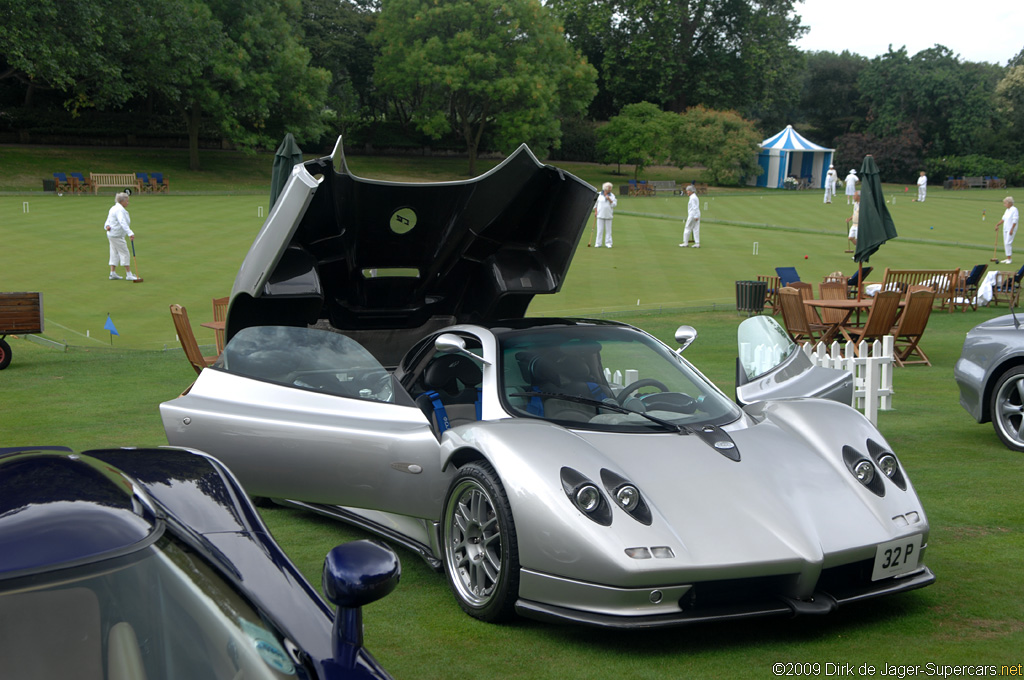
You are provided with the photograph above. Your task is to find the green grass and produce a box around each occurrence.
[1,148,1023,678]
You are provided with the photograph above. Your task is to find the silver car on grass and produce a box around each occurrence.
[161,139,933,628]
[955,313,1024,451]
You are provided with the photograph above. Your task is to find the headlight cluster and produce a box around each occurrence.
[560,467,652,525]
[867,439,907,490]
[842,440,906,496]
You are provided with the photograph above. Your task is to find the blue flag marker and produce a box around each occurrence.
[104,314,119,343]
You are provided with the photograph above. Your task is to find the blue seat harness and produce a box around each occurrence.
[424,388,482,433]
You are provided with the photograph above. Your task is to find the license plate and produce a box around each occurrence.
[872,535,923,581]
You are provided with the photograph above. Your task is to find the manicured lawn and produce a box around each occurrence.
[1,149,1023,677]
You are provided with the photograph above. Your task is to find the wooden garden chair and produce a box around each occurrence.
[839,290,901,355]
[211,296,229,355]
[170,304,217,375]
[952,264,988,312]
[891,288,936,367]
[817,281,850,327]
[778,287,826,343]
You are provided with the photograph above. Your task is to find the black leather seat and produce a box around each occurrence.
[416,355,483,432]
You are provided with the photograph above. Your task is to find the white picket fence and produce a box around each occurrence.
[800,336,895,424]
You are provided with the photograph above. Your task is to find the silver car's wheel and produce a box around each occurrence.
[991,366,1024,452]
[442,462,519,622]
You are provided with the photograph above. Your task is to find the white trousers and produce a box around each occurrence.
[917,185,926,202]
[596,218,613,247]
[108,235,130,266]
[683,217,700,246]
[1004,227,1016,258]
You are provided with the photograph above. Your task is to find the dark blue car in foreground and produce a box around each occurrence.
[0,446,400,680]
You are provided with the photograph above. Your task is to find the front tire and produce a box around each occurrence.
[990,365,1024,451]
[441,461,519,622]
[0,339,11,370]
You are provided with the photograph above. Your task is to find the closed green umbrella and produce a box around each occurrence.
[855,154,898,264]
[269,133,304,208]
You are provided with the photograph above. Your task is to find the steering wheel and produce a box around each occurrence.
[616,378,670,405]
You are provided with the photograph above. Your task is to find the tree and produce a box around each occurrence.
[0,0,136,108]
[596,102,676,178]
[301,0,378,127]
[125,0,330,170]
[669,106,762,185]
[371,0,597,174]
[797,51,869,146]
[857,46,1002,158]
[834,124,924,183]
[548,0,806,123]
[995,65,1024,154]
[1,0,331,170]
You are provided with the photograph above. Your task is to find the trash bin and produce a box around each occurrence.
[42,179,56,193]
[735,280,768,315]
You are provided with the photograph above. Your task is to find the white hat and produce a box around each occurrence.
[850,169,857,174]
[829,164,834,168]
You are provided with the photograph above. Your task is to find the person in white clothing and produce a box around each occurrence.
[593,182,617,248]
[846,191,860,252]
[844,169,858,204]
[680,185,701,248]
[916,171,927,202]
[824,165,838,203]
[104,192,137,280]
[996,196,1019,264]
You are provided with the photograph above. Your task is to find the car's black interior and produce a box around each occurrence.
[414,354,484,433]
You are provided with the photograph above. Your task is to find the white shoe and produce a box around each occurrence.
[679,243,689,247]
[1001,259,1013,264]
[109,272,123,280]
[691,245,700,248]
[126,272,139,281]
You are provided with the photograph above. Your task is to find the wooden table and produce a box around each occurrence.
[804,298,882,344]
[200,319,228,354]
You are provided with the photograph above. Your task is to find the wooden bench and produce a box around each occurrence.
[90,173,141,194]
[879,268,960,313]
[0,292,44,369]
[649,180,679,195]
[965,176,986,189]
[695,182,709,195]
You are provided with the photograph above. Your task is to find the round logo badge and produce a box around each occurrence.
[389,207,417,234]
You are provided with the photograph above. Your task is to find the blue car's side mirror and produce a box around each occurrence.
[322,540,401,664]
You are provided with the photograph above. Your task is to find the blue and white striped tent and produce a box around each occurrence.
[748,125,834,189]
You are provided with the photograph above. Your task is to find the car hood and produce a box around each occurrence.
[465,400,927,589]
[228,138,597,346]
[968,313,1024,333]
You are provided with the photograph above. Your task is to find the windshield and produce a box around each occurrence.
[216,325,394,402]
[0,533,306,680]
[499,324,740,431]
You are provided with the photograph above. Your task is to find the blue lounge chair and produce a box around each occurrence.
[776,267,801,288]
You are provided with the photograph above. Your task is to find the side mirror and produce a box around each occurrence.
[322,540,401,663]
[674,325,697,353]
[435,333,491,365]
[435,333,466,354]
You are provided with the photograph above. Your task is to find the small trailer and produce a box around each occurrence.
[0,292,44,369]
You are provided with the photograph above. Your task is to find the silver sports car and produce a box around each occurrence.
[955,312,1024,451]
[161,139,933,628]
